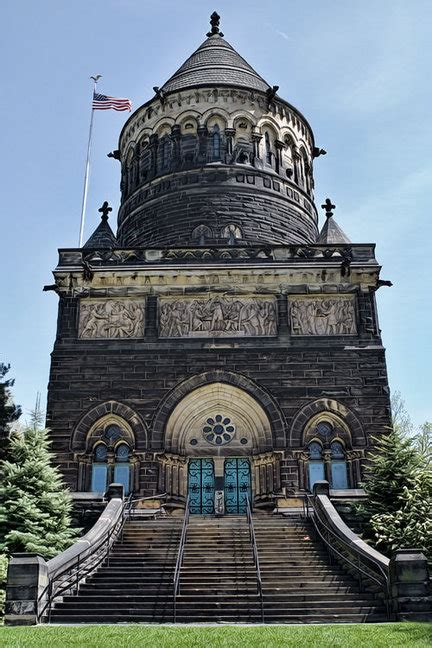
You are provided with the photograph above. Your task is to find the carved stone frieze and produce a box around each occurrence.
[159,295,277,338]
[78,299,145,339]
[289,296,356,336]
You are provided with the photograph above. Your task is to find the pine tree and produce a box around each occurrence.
[0,363,22,461]
[0,425,79,558]
[359,421,432,560]
[360,427,421,519]
[370,468,432,559]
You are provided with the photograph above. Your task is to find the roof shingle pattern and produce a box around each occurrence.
[160,34,270,94]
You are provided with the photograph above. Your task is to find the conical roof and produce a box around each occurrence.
[160,34,271,95]
[83,203,118,248]
[317,214,351,245]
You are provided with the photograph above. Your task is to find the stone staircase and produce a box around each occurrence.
[49,517,183,623]
[254,515,387,623]
[49,513,387,623]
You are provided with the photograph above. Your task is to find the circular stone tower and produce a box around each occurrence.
[116,13,320,248]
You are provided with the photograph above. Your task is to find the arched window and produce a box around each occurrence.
[91,443,108,493]
[265,132,272,165]
[114,443,131,495]
[308,441,324,489]
[191,224,212,245]
[88,420,134,495]
[212,124,221,160]
[222,223,242,245]
[330,441,348,489]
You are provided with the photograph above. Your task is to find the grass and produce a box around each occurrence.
[0,623,431,648]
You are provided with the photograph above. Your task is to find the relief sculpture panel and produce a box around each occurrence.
[159,296,277,338]
[78,299,145,339]
[289,296,356,336]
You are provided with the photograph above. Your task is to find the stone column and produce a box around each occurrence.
[224,128,236,157]
[197,126,208,163]
[149,133,159,178]
[275,139,284,174]
[323,450,332,485]
[252,134,262,164]
[170,125,181,169]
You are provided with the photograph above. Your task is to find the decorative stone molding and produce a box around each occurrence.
[71,401,148,452]
[151,370,287,450]
[159,295,277,338]
[289,398,366,448]
[163,382,273,455]
[289,295,356,336]
[78,299,145,339]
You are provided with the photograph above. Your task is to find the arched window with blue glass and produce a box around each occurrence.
[330,440,348,489]
[91,443,108,493]
[87,419,135,495]
[308,440,324,489]
[114,443,131,495]
[264,131,272,165]
[212,124,221,160]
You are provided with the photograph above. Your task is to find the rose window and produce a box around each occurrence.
[202,415,235,445]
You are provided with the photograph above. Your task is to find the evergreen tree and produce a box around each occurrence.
[359,403,432,561]
[414,422,432,467]
[0,425,79,558]
[0,363,22,461]
[360,427,421,520]
[370,468,432,559]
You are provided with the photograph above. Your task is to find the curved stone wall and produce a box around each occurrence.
[117,165,318,247]
[116,86,319,247]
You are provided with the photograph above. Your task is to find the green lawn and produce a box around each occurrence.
[0,623,431,648]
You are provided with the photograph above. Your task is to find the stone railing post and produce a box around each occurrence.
[4,554,48,625]
[312,480,330,497]
[389,549,432,620]
[105,483,124,501]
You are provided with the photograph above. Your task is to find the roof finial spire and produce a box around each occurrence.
[98,201,112,222]
[321,198,336,218]
[207,11,224,37]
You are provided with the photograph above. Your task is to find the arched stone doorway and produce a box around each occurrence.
[157,382,281,513]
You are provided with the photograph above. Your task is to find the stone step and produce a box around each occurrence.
[61,593,378,605]
[53,600,384,614]
[48,612,388,624]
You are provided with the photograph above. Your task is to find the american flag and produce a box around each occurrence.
[92,92,132,112]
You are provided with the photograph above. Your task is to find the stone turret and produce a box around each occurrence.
[116,15,319,248]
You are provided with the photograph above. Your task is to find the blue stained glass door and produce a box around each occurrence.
[188,459,215,514]
[224,458,251,514]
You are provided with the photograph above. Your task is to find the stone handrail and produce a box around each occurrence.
[307,481,431,621]
[46,497,123,580]
[5,483,126,625]
[312,482,390,572]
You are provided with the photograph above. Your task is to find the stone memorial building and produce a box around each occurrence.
[46,13,391,515]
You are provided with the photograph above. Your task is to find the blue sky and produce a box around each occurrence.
[1,0,431,426]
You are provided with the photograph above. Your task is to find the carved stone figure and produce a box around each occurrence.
[79,300,145,339]
[290,297,356,336]
[159,296,277,338]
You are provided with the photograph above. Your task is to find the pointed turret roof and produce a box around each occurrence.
[160,16,271,95]
[83,202,118,248]
[317,199,351,244]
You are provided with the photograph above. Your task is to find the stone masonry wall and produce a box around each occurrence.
[47,340,391,493]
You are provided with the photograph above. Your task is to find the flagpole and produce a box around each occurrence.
[78,75,101,247]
